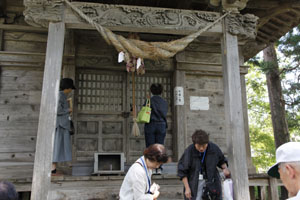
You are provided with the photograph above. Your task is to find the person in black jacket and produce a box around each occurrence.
[144,83,168,175]
[178,130,230,200]
[144,83,168,148]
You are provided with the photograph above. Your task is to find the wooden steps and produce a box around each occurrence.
[49,175,184,200]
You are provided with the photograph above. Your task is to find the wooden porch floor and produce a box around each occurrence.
[10,170,284,200]
[13,174,183,200]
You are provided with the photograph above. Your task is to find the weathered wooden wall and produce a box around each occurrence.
[175,37,248,155]
[0,29,47,179]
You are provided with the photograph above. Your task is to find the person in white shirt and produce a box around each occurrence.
[119,144,169,200]
[268,142,300,199]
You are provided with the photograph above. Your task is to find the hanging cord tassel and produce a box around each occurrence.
[131,72,140,137]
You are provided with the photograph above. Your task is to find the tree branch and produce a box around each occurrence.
[279,65,299,75]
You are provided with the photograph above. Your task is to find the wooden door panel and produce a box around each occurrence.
[77,71,125,113]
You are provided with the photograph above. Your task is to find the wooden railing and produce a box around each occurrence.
[249,173,283,200]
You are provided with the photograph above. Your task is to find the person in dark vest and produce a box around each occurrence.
[144,83,168,174]
[0,181,18,200]
[52,78,75,175]
[178,130,230,200]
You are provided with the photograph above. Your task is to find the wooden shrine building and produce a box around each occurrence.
[0,0,299,199]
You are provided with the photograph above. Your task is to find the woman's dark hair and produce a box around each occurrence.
[60,78,76,91]
[143,144,168,163]
[192,129,209,145]
[150,83,163,95]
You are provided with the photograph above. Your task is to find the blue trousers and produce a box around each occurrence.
[144,122,166,147]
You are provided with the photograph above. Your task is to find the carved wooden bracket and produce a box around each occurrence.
[24,0,64,27]
[226,13,258,41]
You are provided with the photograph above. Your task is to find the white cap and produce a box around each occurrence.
[268,142,300,178]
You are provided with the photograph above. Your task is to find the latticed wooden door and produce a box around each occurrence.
[127,73,173,163]
[74,69,173,163]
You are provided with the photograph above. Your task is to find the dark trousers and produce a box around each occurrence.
[144,122,166,147]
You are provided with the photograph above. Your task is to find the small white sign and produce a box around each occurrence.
[190,96,209,110]
[174,86,184,105]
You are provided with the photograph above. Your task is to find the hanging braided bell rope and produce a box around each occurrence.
[64,0,230,62]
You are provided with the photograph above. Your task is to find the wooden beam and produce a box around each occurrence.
[221,18,250,200]
[257,29,279,43]
[0,24,47,33]
[274,16,295,27]
[246,0,300,9]
[173,67,186,161]
[264,23,280,32]
[30,22,65,200]
[257,30,272,39]
[256,36,269,44]
[64,3,222,36]
[258,4,299,28]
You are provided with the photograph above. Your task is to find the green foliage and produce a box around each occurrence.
[278,26,300,140]
[248,57,278,74]
[250,126,276,172]
[278,25,300,66]
[246,26,300,172]
[246,63,276,172]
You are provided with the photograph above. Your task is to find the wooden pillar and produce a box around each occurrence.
[240,69,256,173]
[0,18,4,90]
[62,29,76,162]
[0,18,4,50]
[221,18,250,200]
[63,29,75,80]
[31,22,65,200]
[173,68,186,161]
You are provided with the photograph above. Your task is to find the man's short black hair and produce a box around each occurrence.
[150,83,163,95]
[192,130,209,145]
[0,181,18,200]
